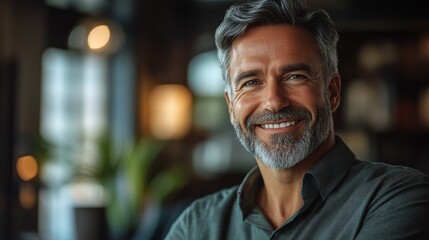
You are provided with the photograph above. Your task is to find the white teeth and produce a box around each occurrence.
[261,121,297,129]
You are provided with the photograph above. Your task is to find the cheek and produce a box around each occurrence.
[311,92,331,124]
[291,86,325,121]
[233,95,258,126]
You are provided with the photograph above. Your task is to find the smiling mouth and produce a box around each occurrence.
[260,120,298,129]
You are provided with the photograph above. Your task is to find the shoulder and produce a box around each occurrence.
[354,160,429,182]
[350,162,429,238]
[164,186,240,240]
[351,160,429,204]
[185,185,239,216]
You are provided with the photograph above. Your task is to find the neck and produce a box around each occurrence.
[256,132,335,228]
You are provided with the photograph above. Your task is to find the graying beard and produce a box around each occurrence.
[232,104,330,169]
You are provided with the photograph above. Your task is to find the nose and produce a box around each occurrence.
[262,80,290,112]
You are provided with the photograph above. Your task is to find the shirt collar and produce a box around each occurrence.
[237,135,356,215]
[306,136,356,200]
[237,165,262,217]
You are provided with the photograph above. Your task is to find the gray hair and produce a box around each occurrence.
[215,0,339,95]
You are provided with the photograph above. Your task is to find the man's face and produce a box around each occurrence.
[225,24,340,169]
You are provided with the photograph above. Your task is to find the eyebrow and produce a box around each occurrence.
[232,63,316,85]
[232,69,261,86]
[279,63,315,75]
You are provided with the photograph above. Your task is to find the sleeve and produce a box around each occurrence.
[356,172,429,240]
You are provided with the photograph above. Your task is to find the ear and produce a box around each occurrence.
[328,74,341,112]
[224,90,235,125]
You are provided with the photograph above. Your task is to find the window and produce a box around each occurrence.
[39,48,108,239]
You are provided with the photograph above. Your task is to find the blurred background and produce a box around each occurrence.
[1,0,428,239]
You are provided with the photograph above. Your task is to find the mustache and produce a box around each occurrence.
[246,106,312,128]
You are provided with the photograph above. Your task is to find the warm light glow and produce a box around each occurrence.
[87,25,110,50]
[149,84,193,140]
[16,155,39,181]
[69,20,124,53]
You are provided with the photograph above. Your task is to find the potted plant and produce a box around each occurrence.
[74,133,189,239]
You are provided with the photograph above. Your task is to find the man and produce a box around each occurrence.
[165,0,429,239]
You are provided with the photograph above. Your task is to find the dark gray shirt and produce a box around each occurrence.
[165,137,429,239]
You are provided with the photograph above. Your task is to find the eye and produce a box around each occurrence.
[243,80,259,86]
[284,74,309,84]
[238,79,260,90]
